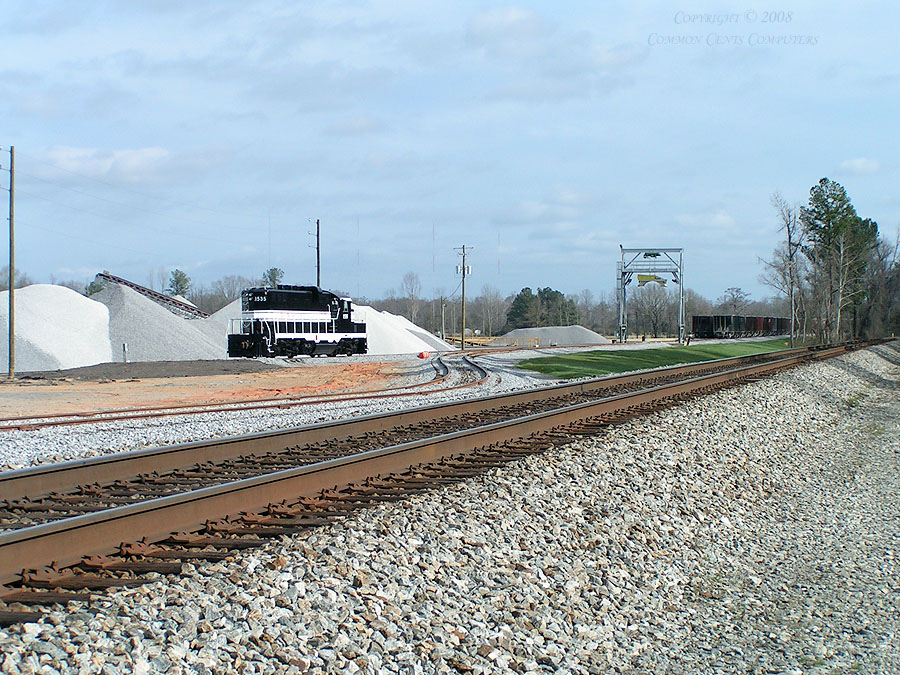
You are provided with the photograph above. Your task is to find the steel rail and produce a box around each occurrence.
[0,345,829,501]
[0,344,854,584]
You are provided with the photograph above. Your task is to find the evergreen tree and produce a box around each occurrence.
[504,286,579,331]
[800,178,878,339]
[262,267,284,287]
[166,269,191,296]
[504,287,541,330]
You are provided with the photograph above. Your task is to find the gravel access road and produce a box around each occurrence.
[0,343,897,673]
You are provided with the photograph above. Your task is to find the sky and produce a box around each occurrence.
[2,1,898,303]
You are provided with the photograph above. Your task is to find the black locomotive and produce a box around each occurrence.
[227,285,367,357]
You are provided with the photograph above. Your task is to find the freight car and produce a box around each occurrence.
[691,315,789,339]
[227,285,367,357]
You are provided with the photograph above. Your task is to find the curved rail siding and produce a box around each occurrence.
[0,354,485,431]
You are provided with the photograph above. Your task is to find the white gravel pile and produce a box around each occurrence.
[1,344,897,673]
[355,305,449,355]
[194,298,241,345]
[92,284,225,362]
[503,325,611,346]
[381,312,455,352]
[2,286,453,371]
[0,285,111,373]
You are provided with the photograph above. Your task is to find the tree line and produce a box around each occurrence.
[2,265,803,339]
[366,276,788,339]
[8,177,897,341]
[761,178,899,341]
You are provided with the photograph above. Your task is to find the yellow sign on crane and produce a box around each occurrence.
[637,274,667,287]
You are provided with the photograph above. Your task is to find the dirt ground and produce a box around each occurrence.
[0,359,417,419]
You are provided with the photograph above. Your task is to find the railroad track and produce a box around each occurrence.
[0,341,880,625]
[0,354,487,432]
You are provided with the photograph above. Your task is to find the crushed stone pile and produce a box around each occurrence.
[0,285,112,373]
[354,306,453,355]
[194,298,241,345]
[502,325,611,346]
[2,283,455,372]
[382,312,456,352]
[92,284,225,362]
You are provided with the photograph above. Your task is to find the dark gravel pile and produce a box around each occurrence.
[14,359,282,382]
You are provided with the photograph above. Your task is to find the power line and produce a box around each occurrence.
[18,220,180,259]
[16,188,257,248]
[17,168,263,234]
[9,148,264,222]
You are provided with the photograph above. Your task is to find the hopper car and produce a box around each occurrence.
[691,315,789,339]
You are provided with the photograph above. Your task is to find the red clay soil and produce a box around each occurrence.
[0,361,412,419]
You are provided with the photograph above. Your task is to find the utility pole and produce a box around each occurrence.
[6,146,13,379]
[455,245,472,350]
[308,218,322,288]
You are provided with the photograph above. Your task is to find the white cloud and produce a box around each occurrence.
[36,146,184,183]
[327,115,386,136]
[466,7,644,101]
[839,157,881,175]
[466,8,554,58]
[498,187,591,226]
[675,210,738,236]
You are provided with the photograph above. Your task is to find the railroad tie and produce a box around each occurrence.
[0,610,45,626]
[1,589,93,605]
[162,533,268,550]
[77,555,184,576]
[119,542,232,562]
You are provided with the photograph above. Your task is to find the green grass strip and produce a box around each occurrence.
[518,339,795,379]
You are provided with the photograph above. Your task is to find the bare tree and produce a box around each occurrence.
[51,277,86,294]
[684,288,713,320]
[632,284,669,337]
[716,287,750,314]
[213,275,255,300]
[155,267,168,293]
[771,192,804,344]
[760,249,812,342]
[0,265,32,291]
[479,284,505,336]
[432,287,448,337]
[400,272,421,324]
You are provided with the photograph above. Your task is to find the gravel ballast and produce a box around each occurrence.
[0,343,898,674]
